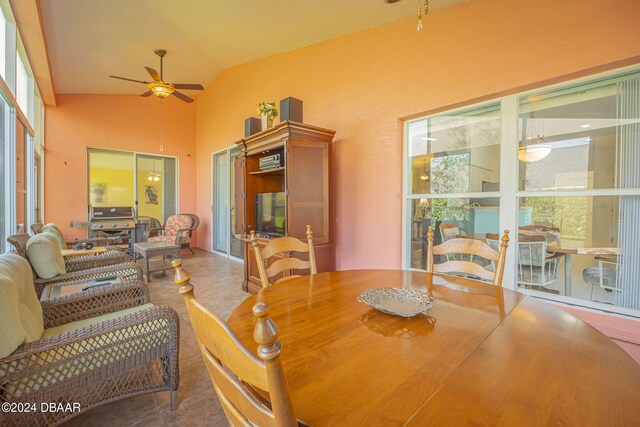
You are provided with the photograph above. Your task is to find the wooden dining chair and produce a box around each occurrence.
[250,225,317,289]
[172,260,298,427]
[426,226,509,287]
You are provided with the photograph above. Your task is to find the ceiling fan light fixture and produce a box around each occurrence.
[148,82,175,99]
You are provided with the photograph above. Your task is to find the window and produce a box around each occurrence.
[15,52,27,114]
[404,69,640,315]
[405,104,502,270]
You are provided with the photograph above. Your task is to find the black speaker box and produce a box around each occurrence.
[280,97,303,123]
[244,117,262,137]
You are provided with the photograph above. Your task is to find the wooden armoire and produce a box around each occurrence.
[234,121,335,293]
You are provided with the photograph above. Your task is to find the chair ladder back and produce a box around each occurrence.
[251,225,317,289]
[427,227,510,287]
[172,260,297,427]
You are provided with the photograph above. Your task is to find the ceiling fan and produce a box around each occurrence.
[109,49,204,103]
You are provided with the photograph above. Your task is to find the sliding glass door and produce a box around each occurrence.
[212,146,243,261]
[87,148,177,223]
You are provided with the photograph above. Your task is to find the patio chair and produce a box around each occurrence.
[172,259,297,426]
[250,225,317,289]
[583,256,619,302]
[8,232,131,271]
[144,214,199,255]
[0,253,180,426]
[427,226,510,287]
[7,233,143,297]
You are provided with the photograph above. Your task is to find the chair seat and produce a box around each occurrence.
[148,235,189,244]
[1,304,173,397]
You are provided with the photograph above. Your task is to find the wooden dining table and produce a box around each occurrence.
[227,270,640,426]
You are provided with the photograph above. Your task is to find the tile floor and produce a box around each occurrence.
[64,249,249,427]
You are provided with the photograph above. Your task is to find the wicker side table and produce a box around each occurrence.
[133,241,180,281]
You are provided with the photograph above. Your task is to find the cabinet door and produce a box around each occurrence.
[286,140,329,244]
[233,156,246,235]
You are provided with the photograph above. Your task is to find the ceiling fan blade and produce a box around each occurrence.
[145,67,161,82]
[171,83,204,90]
[385,0,402,3]
[140,90,153,97]
[109,75,148,84]
[171,90,194,103]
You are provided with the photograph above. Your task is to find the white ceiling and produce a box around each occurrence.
[40,0,463,95]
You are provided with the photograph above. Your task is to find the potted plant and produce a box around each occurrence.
[257,102,278,130]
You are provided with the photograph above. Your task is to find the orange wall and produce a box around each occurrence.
[45,95,197,244]
[195,0,640,270]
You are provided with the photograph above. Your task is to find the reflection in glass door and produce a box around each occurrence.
[136,154,177,224]
[212,146,243,261]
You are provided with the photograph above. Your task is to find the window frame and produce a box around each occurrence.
[402,64,640,317]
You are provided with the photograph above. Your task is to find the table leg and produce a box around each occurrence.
[563,254,571,297]
[146,256,150,282]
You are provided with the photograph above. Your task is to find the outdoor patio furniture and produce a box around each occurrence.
[133,241,180,281]
[144,214,199,255]
[584,256,619,302]
[0,253,180,426]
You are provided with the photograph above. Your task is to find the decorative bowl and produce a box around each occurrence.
[357,287,434,317]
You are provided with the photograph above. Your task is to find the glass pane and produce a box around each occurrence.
[16,54,28,114]
[408,197,500,269]
[230,147,243,259]
[137,154,176,224]
[15,121,26,233]
[519,76,640,191]
[516,195,640,310]
[408,104,501,195]
[213,151,228,254]
[88,149,134,208]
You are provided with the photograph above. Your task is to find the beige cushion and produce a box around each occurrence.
[26,233,67,279]
[0,254,44,359]
[41,224,67,250]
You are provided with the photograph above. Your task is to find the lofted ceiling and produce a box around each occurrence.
[39,0,463,96]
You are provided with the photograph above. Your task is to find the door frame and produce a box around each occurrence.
[211,146,243,263]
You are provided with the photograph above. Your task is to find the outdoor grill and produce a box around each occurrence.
[71,206,143,252]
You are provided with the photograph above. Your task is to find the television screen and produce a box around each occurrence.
[255,192,286,236]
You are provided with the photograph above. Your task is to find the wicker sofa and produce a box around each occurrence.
[31,222,115,249]
[0,253,180,426]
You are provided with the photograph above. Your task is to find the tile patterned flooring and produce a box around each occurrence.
[64,249,249,427]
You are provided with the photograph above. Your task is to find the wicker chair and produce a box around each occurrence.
[30,221,113,248]
[7,233,143,297]
[144,214,199,255]
[0,253,180,427]
[8,233,131,269]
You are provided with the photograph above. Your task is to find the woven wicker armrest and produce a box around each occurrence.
[41,280,150,328]
[34,262,144,296]
[144,227,165,240]
[0,305,179,426]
